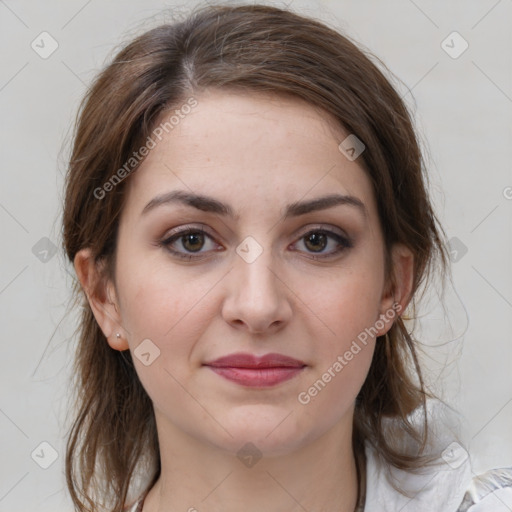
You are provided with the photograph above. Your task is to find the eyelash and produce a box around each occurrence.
[159,225,353,261]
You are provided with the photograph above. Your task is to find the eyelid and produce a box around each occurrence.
[161,223,210,240]
[293,223,350,240]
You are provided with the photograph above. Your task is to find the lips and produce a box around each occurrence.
[203,352,306,387]
[205,352,306,368]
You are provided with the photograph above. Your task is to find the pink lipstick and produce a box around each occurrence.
[204,352,306,387]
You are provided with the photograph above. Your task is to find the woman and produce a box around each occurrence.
[62,4,512,511]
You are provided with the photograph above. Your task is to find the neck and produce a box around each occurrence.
[142,410,360,512]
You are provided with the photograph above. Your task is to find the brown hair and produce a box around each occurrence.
[63,3,448,511]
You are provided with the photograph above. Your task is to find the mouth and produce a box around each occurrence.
[203,352,307,388]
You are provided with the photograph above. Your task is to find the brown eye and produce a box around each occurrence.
[160,226,221,260]
[181,232,205,252]
[292,228,353,260]
[303,232,328,252]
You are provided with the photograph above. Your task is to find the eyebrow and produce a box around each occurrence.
[141,190,366,219]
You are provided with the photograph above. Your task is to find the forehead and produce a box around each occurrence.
[124,89,376,220]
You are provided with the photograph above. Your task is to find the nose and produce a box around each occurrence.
[221,246,292,335]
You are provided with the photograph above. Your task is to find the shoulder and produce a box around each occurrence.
[362,399,512,511]
[364,442,512,511]
[456,466,512,511]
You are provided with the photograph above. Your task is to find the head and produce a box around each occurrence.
[63,4,447,511]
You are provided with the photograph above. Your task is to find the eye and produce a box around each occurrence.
[159,225,353,262]
[160,225,221,260]
[291,228,353,260]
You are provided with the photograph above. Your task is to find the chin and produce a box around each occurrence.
[205,404,317,457]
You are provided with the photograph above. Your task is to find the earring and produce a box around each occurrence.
[116,333,121,339]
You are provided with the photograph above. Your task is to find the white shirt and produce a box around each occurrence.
[364,440,512,511]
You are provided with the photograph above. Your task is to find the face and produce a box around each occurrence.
[81,89,410,456]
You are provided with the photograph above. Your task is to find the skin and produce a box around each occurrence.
[75,89,413,512]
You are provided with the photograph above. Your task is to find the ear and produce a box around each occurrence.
[375,243,414,336]
[73,248,129,351]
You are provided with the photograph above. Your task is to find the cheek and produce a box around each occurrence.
[116,261,220,410]
[315,265,384,346]
[313,287,379,386]
[116,253,221,361]
[296,275,381,421]
[295,341,374,444]
[303,258,384,391]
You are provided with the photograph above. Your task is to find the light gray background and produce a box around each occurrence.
[0,0,511,510]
